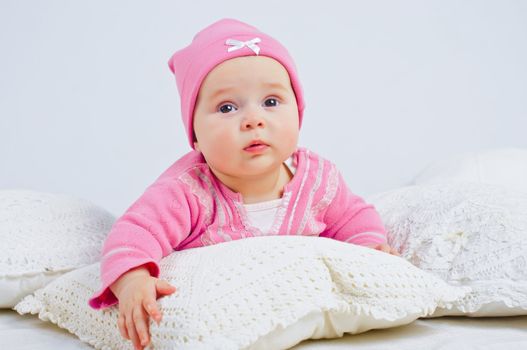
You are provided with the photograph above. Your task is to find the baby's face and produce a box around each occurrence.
[193,56,299,179]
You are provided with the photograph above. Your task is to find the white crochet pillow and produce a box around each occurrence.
[0,190,114,308]
[15,236,467,349]
[368,182,527,317]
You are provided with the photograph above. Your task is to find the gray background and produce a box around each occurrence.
[1,0,526,215]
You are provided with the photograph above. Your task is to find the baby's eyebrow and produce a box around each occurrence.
[210,86,236,100]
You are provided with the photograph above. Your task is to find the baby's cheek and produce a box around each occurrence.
[215,129,239,150]
[206,129,239,160]
[201,124,233,148]
[279,124,299,149]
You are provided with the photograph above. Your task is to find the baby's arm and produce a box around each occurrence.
[89,180,196,349]
[90,181,193,308]
[322,169,398,255]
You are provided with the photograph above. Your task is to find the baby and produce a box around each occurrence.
[88,18,398,350]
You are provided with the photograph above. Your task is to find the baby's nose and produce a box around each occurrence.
[242,119,265,130]
[241,111,266,130]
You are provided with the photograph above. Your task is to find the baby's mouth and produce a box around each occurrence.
[243,140,269,153]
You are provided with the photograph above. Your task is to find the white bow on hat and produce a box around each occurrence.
[225,37,261,55]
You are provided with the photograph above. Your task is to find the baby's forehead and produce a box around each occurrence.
[199,56,293,95]
[210,56,290,78]
[208,81,291,95]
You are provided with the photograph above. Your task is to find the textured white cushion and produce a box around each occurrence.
[368,182,527,317]
[0,190,114,308]
[15,236,467,349]
[412,148,527,193]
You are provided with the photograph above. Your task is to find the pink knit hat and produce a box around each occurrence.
[168,18,305,149]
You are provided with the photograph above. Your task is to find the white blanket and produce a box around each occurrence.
[1,310,526,349]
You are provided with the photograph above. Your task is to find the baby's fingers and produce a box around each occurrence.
[155,279,177,297]
[117,313,129,340]
[391,248,401,256]
[377,244,391,254]
[143,297,162,325]
[125,311,142,350]
[133,306,150,349]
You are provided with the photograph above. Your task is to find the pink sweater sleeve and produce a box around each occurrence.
[322,170,387,246]
[88,180,196,309]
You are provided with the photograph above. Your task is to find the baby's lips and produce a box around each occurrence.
[243,139,269,150]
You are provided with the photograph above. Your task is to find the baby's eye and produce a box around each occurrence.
[263,98,279,107]
[218,103,237,114]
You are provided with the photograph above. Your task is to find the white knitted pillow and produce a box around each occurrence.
[0,190,114,308]
[369,182,527,317]
[15,236,467,349]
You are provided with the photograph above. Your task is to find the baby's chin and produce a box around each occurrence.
[217,161,283,179]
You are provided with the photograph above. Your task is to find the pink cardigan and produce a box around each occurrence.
[89,147,387,309]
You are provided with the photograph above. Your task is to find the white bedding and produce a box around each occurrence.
[1,309,526,349]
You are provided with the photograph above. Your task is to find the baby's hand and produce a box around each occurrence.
[366,243,400,256]
[109,266,177,350]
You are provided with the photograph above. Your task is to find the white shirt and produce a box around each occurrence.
[243,156,296,234]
